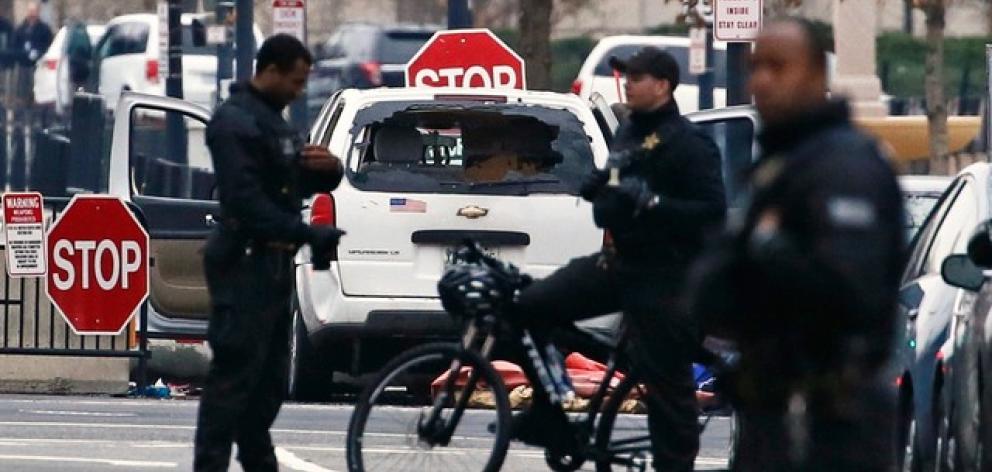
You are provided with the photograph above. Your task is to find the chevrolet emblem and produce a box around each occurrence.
[457,205,489,219]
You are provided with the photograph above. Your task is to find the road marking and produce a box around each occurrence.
[275,447,338,472]
[22,409,137,417]
[0,453,176,468]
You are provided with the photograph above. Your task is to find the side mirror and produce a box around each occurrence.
[942,254,986,291]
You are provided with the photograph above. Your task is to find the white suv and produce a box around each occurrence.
[572,35,727,113]
[290,87,614,396]
[93,13,262,112]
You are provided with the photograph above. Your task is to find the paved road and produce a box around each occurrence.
[0,394,731,471]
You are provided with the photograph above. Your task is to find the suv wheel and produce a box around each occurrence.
[288,295,333,401]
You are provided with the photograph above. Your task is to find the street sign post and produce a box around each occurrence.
[3,192,45,277]
[405,29,526,89]
[714,0,763,42]
[46,195,149,336]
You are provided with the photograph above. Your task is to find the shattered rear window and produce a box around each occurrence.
[345,101,595,196]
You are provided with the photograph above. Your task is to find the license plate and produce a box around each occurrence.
[443,245,499,269]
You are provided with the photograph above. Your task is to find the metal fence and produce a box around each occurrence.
[0,197,150,388]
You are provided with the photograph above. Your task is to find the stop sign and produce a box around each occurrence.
[405,28,526,89]
[46,195,149,336]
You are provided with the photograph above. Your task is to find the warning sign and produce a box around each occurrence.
[272,0,305,41]
[714,0,763,42]
[3,192,45,277]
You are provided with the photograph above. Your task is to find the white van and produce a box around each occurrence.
[572,35,728,113]
[93,13,262,112]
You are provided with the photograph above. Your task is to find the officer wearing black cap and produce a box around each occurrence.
[509,46,726,471]
[193,35,346,472]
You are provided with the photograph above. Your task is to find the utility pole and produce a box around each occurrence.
[448,0,472,29]
[235,0,255,82]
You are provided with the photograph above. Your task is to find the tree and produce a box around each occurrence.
[915,0,949,174]
[519,0,553,90]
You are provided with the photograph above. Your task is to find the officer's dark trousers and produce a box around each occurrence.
[515,253,700,472]
[194,248,294,472]
[730,365,897,472]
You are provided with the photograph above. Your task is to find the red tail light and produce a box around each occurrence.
[570,79,583,95]
[44,58,57,71]
[602,230,614,248]
[360,61,382,86]
[146,59,160,84]
[310,193,336,226]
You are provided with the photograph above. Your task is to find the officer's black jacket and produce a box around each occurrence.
[690,100,905,370]
[206,83,342,245]
[608,100,727,268]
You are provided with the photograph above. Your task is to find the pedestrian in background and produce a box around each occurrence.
[689,18,905,472]
[11,2,51,107]
[193,34,346,472]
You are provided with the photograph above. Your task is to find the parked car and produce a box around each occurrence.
[33,22,104,118]
[571,35,728,114]
[900,175,954,242]
[941,215,992,472]
[92,13,262,112]
[896,163,989,471]
[307,23,439,124]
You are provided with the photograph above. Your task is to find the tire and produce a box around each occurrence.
[953,334,982,472]
[346,343,511,472]
[897,381,919,472]
[288,296,333,401]
[934,379,955,472]
[594,372,653,472]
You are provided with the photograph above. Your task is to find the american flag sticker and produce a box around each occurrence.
[389,198,427,213]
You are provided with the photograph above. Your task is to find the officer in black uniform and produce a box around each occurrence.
[193,35,346,472]
[511,47,726,471]
[688,19,904,472]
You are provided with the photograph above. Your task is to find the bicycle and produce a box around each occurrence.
[345,240,738,472]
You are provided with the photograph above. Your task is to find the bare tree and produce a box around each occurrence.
[519,0,552,90]
[915,0,950,173]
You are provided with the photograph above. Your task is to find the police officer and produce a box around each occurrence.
[194,35,345,472]
[689,19,904,471]
[511,47,726,471]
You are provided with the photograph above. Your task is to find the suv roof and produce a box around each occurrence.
[338,86,593,109]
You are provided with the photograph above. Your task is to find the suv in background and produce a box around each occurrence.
[572,35,728,113]
[92,13,263,112]
[307,23,439,124]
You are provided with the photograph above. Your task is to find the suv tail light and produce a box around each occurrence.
[146,59,160,84]
[44,58,57,71]
[310,193,338,262]
[360,61,382,86]
[602,230,613,249]
[570,79,582,95]
[310,193,336,227]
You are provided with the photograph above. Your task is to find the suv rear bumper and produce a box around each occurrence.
[310,309,458,345]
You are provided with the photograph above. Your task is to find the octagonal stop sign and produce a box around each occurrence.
[46,195,149,336]
[405,28,526,89]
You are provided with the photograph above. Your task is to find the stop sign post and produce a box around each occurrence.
[46,195,149,336]
[405,29,526,89]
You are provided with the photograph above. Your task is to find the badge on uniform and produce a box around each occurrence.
[641,132,662,151]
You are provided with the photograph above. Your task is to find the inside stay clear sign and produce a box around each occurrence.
[714,0,763,42]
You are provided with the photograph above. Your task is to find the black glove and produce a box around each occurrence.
[592,177,657,230]
[579,168,609,201]
[308,226,346,270]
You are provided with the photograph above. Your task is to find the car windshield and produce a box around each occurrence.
[345,101,595,196]
[593,44,727,87]
[378,31,434,64]
[904,191,943,242]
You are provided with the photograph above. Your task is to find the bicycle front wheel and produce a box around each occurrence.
[346,342,511,472]
[594,372,653,472]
